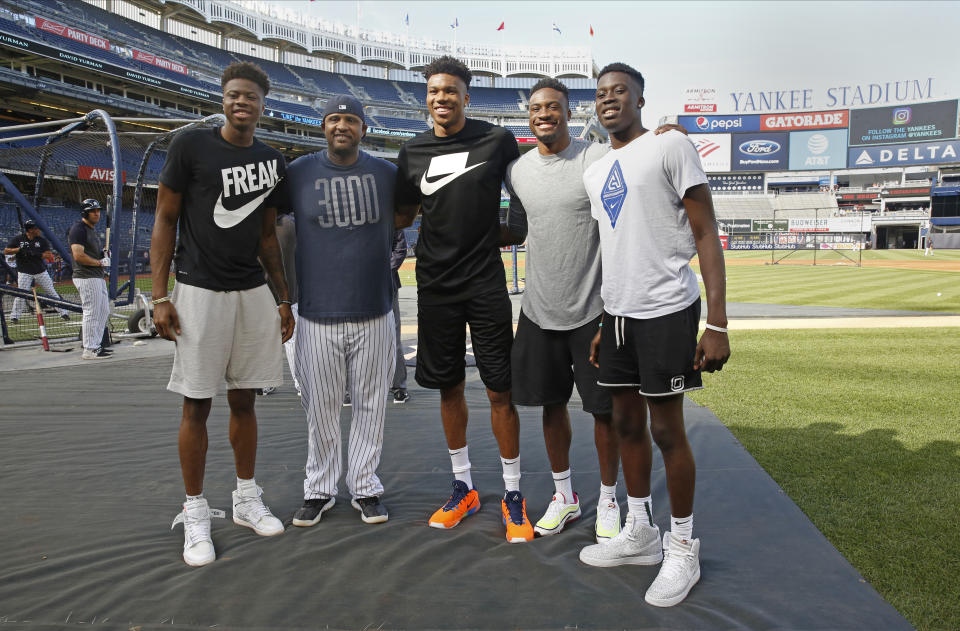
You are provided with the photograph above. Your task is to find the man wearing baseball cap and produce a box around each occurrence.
[270,94,398,526]
[4,219,71,324]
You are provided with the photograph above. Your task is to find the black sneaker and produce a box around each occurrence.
[9,318,18,324]
[292,496,335,527]
[343,392,352,407]
[60,314,71,321]
[392,388,409,404]
[351,496,388,524]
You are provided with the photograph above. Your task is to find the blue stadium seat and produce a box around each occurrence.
[346,75,404,104]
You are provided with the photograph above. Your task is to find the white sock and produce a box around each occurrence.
[627,495,653,526]
[185,493,203,503]
[599,483,617,502]
[449,447,473,489]
[552,469,574,502]
[237,477,257,495]
[671,513,693,542]
[501,456,520,492]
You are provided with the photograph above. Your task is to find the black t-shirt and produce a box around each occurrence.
[396,118,519,304]
[67,221,104,279]
[160,127,285,291]
[6,232,49,275]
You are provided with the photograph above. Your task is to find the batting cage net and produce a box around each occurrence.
[1,111,224,346]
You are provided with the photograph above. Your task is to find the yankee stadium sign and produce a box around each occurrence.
[727,78,935,112]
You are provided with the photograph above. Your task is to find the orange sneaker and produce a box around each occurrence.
[501,490,534,543]
[429,480,480,529]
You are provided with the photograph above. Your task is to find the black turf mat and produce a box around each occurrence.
[0,357,913,631]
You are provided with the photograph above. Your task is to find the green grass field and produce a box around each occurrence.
[690,329,959,631]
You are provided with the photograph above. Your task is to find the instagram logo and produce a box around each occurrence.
[893,108,912,125]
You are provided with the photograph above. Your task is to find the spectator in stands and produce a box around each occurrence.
[4,219,71,323]
[395,55,533,543]
[151,61,293,567]
[577,63,729,608]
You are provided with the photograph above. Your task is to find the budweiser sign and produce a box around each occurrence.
[132,49,188,75]
[78,166,126,183]
[34,17,109,50]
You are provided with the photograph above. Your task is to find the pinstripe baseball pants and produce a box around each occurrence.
[296,312,394,500]
[12,271,69,319]
[72,277,109,351]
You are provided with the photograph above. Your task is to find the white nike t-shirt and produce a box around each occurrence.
[583,130,708,319]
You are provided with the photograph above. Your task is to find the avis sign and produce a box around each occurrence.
[847,140,960,168]
[78,166,126,183]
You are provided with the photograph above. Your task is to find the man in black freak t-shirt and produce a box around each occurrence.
[150,61,294,567]
[395,56,532,543]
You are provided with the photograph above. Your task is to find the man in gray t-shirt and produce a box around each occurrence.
[505,79,621,543]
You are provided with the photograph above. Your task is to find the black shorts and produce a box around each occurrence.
[597,300,703,397]
[415,289,513,392]
[511,310,612,415]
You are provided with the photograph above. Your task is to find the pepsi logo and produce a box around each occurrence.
[739,140,780,155]
[696,116,709,130]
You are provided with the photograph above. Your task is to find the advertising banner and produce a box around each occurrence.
[760,110,848,131]
[752,219,789,232]
[717,218,754,233]
[132,49,188,75]
[680,114,763,133]
[265,110,323,126]
[732,132,789,171]
[707,174,764,193]
[78,166,126,182]
[848,139,960,168]
[788,217,870,232]
[788,129,848,170]
[0,32,219,102]
[848,99,958,145]
[35,16,109,50]
[881,186,931,198]
[689,134,731,172]
[683,88,717,113]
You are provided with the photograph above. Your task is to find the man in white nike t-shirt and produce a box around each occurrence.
[577,63,730,608]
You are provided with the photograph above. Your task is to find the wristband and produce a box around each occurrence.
[704,323,728,333]
[278,299,293,306]
[151,296,170,306]
[598,322,603,328]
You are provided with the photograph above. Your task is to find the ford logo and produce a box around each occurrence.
[739,140,780,155]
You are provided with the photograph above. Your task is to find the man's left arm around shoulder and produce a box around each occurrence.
[683,183,730,373]
[258,205,294,343]
[499,183,527,247]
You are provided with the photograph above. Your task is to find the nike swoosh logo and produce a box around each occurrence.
[419,162,485,196]
[212,186,276,229]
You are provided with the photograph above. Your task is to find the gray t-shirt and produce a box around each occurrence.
[505,138,609,330]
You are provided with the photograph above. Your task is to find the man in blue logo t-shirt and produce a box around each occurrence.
[271,95,396,526]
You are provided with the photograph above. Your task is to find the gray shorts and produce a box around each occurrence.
[167,283,284,399]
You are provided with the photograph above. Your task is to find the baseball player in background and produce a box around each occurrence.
[68,201,112,359]
[272,94,395,526]
[4,219,71,323]
[150,61,294,567]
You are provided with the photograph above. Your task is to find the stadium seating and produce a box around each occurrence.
[567,89,596,109]
[467,87,525,112]
[295,67,352,96]
[346,75,405,104]
[373,116,430,132]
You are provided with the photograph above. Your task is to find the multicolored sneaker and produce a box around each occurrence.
[534,491,581,536]
[501,490,534,543]
[429,480,480,529]
[595,497,621,542]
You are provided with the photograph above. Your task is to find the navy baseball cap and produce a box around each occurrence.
[322,95,366,125]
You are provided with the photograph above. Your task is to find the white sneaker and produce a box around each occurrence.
[644,532,701,607]
[533,491,581,536]
[232,485,284,536]
[170,497,224,567]
[595,497,621,542]
[579,512,662,567]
